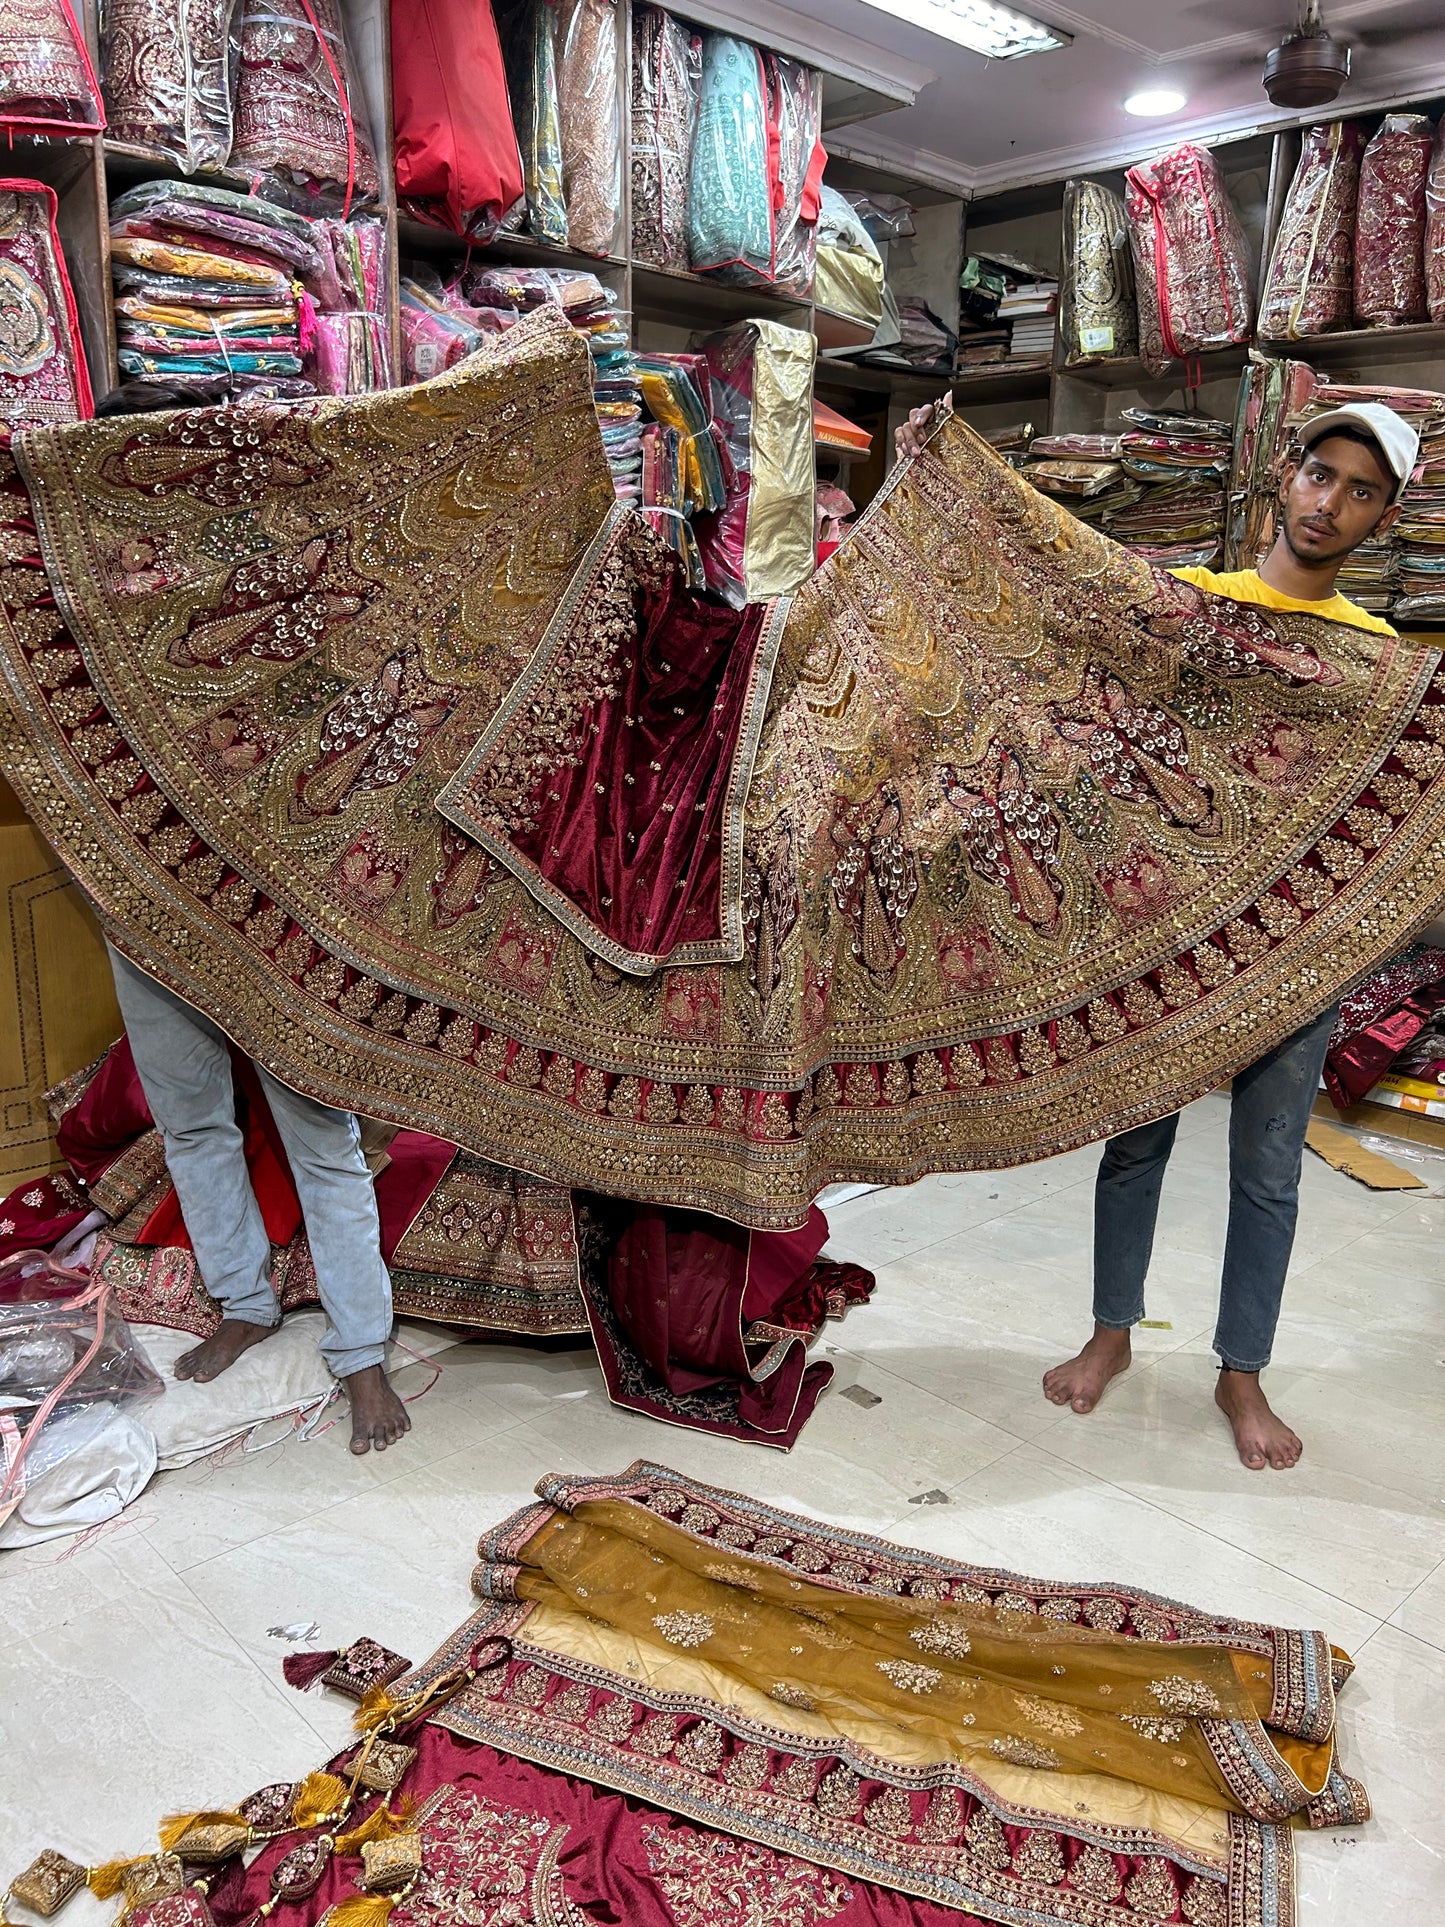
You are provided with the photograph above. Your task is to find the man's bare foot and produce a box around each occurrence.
[1043,1325,1132,1413]
[1214,1368,1302,1470]
[175,1318,276,1383]
[344,1364,411,1455]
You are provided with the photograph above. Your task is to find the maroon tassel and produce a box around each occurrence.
[283,1649,340,1691]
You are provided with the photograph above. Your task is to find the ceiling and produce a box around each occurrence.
[761,0,1445,193]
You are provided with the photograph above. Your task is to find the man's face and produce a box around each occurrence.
[1278,434,1400,568]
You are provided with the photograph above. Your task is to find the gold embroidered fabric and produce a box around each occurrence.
[4,309,1445,1229]
[1060,178,1138,365]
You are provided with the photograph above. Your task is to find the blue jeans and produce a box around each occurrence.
[1093,1004,1338,1371]
[108,946,393,1377]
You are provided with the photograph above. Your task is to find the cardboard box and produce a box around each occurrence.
[0,778,120,1189]
[1312,1090,1445,1155]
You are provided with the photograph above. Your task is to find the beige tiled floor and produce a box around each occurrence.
[4,1087,1443,1920]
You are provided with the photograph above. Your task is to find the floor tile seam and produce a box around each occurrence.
[166,1565,344,1741]
[1020,1434,1397,1630]
[1382,1554,1445,1656]
[152,1410,550,1577]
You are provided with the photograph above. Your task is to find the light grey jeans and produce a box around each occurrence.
[107,945,392,1377]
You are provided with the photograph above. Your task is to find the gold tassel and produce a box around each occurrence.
[320,1893,397,1927]
[86,1856,150,1899]
[353,1686,401,1733]
[156,1811,248,1853]
[291,1772,350,1828]
[333,1806,403,1857]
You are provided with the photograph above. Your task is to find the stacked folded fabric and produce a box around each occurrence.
[1101,407,1232,567]
[108,182,316,395]
[998,275,1058,366]
[398,271,513,384]
[956,256,1010,367]
[109,182,393,398]
[1394,421,1445,623]
[635,351,731,584]
[466,265,641,502]
[1020,434,1124,516]
[1300,378,1443,614]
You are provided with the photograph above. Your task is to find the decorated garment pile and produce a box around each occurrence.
[9,1464,1373,1927]
[3,308,1445,1241]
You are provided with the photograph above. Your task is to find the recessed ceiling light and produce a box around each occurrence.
[1123,88,1188,116]
[854,0,1071,60]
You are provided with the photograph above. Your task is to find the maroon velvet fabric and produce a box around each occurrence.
[502,568,767,964]
[53,1035,152,1183]
[0,1173,90,1263]
[207,1725,988,1927]
[583,1202,874,1447]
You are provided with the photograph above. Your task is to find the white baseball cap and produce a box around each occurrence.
[1297,402,1420,505]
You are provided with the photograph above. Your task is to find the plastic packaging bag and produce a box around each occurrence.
[1060,178,1137,365]
[630,5,700,270]
[1355,112,1433,327]
[101,0,239,172]
[558,0,621,257]
[308,308,392,393]
[230,0,381,209]
[694,319,816,607]
[400,280,486,382]
[1429,120,1445,324]
[498,0,569,246]
[1258,120,1364,340]
[1126,143,1252,372]
[390,0,523,239]
[688,33,772,282]
[0,0,103,135]
[768,53,824,298]
[0,1254,162,1529]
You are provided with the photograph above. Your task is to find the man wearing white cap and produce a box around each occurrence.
[896,398,1419,1470]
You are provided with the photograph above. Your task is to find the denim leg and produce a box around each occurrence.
[107,946,279,1329]
[253,1067,393,1379]
[1216,1003,1339,1371]
[1093,1111,1182,1328]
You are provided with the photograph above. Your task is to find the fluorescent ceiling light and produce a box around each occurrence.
[1123,88,1188,116]
[854,0,1071,60]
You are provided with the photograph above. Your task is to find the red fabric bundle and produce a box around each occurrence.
[1354,112,1433,327]
[390,0,524,238]
[1258,120,1364,340]
[1125,142,1252,373]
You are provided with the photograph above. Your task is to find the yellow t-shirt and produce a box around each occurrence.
[1169,565,1396,637]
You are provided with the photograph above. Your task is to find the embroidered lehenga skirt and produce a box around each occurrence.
[3,306,1445,1239]
[1257,120,1364,341]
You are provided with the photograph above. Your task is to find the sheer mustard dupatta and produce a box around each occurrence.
[430,1464,1367,1927]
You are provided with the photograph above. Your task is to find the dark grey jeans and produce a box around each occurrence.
[1092,1003,1338,1371]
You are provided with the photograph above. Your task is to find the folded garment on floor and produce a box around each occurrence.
[19,1463,1369,1924]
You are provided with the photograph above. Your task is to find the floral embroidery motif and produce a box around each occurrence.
[1013,1693,1084,1738]
[1011,1828,1066,1886]
[641,1824,851,1927]
[1121,1713,1188,1744]
[398,1786,582,1926]
[989,1736,1063,1771]
[1083,1597,1128,1633]
[1182,1873,1229,1925]
[1069,1843,1123,1901]
[652,1611,715,1648]
[909,1616,971,1658]
[864,1787,915,1838]
[1124,1857,1180,1916]
[876,1659,943,1695]
[1150,1676,1221,1716]
[963,1807,1012,1871]
[769,1682,817,1713]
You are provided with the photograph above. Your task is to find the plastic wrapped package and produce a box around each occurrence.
[390,0,523,239]
[1354,112,1433,327]
[0,1254,163,1531]
[1060,178,1137,366]
[109,178,331,283]
[768,53,825,297]
[308,308,392,393]
[101,0,238,171]
[320,216,388,312]
[0,181,94,432]
[0,0,103,134]
[812,184,885,328]
[1429,121,1445,324]
[499,0,569,246]
[844,193,914,243]
[400,280,487,382]
[694,319,816,606]
[688,33,772,282]
[230,0,381,209]
[631,5,700,270]
[1125,143,1252,372]
[1258,120,1364,340]
[111,232,293,298]
[557,0,621,257]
